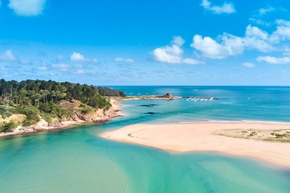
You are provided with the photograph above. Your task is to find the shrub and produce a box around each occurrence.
[0,121,17,133]
[78,103,92,114]
[17,106,40,126]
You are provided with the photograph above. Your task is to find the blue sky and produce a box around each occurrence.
[1,0,290,85]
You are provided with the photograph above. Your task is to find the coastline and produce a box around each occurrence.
[101,121,290,168]
[0,98,123,138]
[0,95,169,139]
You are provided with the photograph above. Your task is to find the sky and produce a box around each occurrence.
[1,0,290,85]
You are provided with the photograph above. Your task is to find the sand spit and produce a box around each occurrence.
[101,122,290,168]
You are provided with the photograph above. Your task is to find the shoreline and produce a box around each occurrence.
[0,121,85,138]
[101,121,290,168]
[0,98,123,138]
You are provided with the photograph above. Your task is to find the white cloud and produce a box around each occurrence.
[0,50,17,61]
[114,57,135,63]
[171,36,185,46]
[282,46,290,56]
[249,6,284,27]
[245,25,268,40]
[191,34,244,59]
[182,58,201,65]
[153,37,202,64]
[190,20,290,59]
[270,20,290,43]
[244,25,274,52]
[70,52,89,62]
[242,62,256,68]
[191,35,227,59]
[9,0,46,16]
[258,6,274,16]
[153,45,183,64]
[249,18,271,27]
[74,64,85,74]
[256,56,290,64]
[191,34,239,59]
[201,0,236,14]
[70,52,98,64]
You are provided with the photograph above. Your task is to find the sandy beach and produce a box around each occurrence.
[101,122,290,168]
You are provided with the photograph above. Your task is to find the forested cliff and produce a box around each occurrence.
[0,79,125,133]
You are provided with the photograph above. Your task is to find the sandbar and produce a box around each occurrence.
[101,122,290,168]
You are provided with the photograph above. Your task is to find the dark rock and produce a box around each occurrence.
[162,93,174,100]
[145,112,156,115]
[140,104,159,107]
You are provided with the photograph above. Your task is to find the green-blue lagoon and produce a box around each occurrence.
[1,86,290,193]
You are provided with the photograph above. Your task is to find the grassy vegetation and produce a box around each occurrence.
[0,121,17,133]
[15,106,40,126]
[214,128,290,143]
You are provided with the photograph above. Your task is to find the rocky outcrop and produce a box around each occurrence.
[162,93,174,100]
[124,93,175,101]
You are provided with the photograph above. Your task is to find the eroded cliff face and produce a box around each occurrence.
[0,99,121,137]
[54,99,119,123]
[65,107,119,123]
[31,107,119,129]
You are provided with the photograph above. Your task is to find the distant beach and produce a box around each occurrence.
[102,121,290,168]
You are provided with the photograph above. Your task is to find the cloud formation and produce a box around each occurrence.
[258,6,274,16]
[9,0,46,16]
[70,52,98,63]
[0,50,17,61]
[153,36,201,65]
[153,44,183,64]
[242,62,256,68]
[70,52,89,62]
[256,56,290,64]
[191,20,290,59]
[171,36,185,46]
[191,35,241,59]
[201,0,235,14]
[114,57,135,63]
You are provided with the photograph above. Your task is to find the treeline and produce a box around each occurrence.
[0,79,125,108]
[0,79,125,130]
[97,87,125,97]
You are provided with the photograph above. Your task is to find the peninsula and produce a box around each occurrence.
[0,79,124,137]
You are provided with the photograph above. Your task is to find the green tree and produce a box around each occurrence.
[0,121,17,133]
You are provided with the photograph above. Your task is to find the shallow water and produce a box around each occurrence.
[1,86,290,193]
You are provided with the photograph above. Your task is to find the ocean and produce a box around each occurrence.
[0,86,290,193]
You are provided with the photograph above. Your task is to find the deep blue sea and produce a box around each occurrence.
[112,86,290,123]
[0,86,290,193]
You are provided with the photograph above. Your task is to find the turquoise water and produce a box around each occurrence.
[1,86,290,193]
